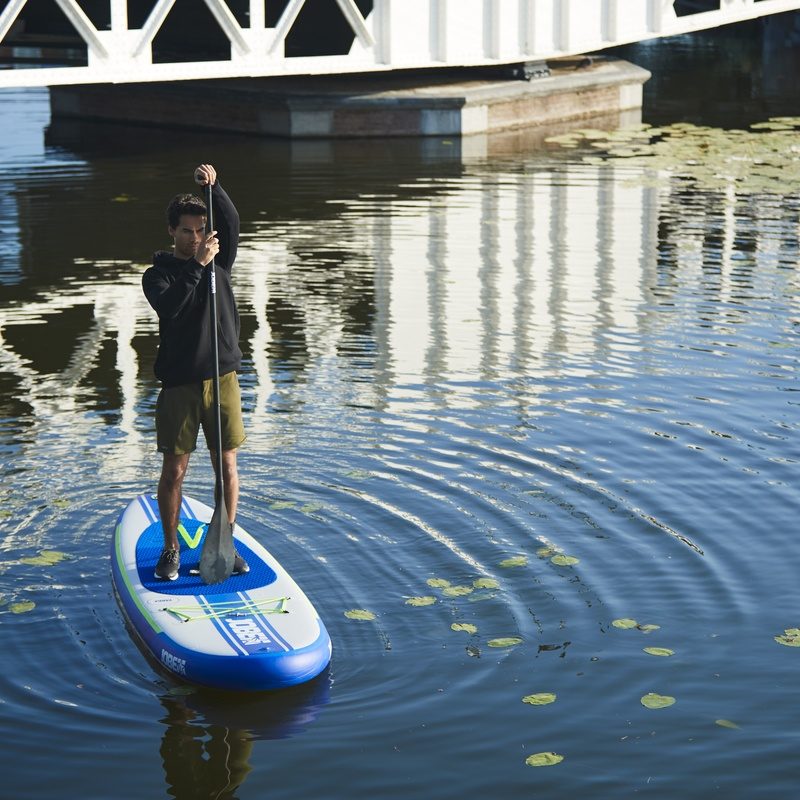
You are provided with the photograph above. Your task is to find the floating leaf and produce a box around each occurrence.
[167,685,197,696]
[451,623,477,634]
[775,631,800,647]
[344,609,375,621]
[8,601,35,614]
[443,585,473,597]
[551,555,579,567]
[715,719,740,730]
[20,557,52,566]
[643,647,674,657]
[40,550,68,563]
[345,469,371,480]
[473,578,499,589]
[299,502,324,514]
[641,693,676,709]
[52,499,70,508]
[427,578,451,589]
[487,637,522,648]
[269,500,296,511]
[499,556,527,568]
[536,547,556,558]
[525,752,564,767]
[21,550,69,567]
[612,618,638,629]
[522,693,557,706]
[405,596,436,607]
[638,624,661,634]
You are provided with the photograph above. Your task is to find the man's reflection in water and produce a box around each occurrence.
[157,674,330,800]
[160,695,252,800]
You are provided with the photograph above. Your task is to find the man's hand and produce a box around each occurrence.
[194,164,217,186]
[195,230,219,266]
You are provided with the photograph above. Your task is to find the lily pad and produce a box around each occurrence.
[775,632,800,647]
[344,609,375,621]
[473,578,499,589]
[427,578,451,589]
[499,556,527,568]
[167,685,197,696]
[52,499,70,508]
[442,585,473,597]
[406,596,436,607]
[536,547,556,558]
[522,693,557,705]
[269,500,296,511]
[641,693,676,709]
[643,647,674,657]
[525,752,564,767]
[21,550,69,567]
[344,469,372,480]
[451,623,477,634]
[638,624,661,633]
[8,600,36,614]
[551,555,579,567]
[405,596,436,607]
[612,618,638,629]
[487,637,523,648]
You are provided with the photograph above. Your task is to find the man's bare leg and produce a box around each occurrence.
[209,448,239,524]
[158,453,191,550]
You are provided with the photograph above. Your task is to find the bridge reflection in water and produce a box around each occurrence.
[2,103,795,506]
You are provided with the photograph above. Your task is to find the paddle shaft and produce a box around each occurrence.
[205,183,225,506]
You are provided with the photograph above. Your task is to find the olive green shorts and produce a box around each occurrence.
[156,371,246,455]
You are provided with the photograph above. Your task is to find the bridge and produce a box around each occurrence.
[1,0,800,89]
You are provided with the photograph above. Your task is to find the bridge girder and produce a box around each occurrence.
[0,0,799,88]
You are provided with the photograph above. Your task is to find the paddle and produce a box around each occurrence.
[198,180,235,584]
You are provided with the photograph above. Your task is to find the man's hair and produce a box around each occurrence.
[167,193,206,229]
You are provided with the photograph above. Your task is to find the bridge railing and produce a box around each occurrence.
[0,0,799,88]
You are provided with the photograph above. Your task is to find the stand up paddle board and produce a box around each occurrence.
[111,493,331,691]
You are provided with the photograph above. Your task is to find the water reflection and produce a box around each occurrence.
[158,677,330,799]
[2,134,797,461]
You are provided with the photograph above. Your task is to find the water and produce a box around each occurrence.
[1,22,799,799]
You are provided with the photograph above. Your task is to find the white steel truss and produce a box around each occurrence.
[0,0,799,88]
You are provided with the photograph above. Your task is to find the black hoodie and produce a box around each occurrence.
[142,182,242,388]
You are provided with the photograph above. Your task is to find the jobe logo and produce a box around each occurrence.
[228,619,271,646]
[161,649,187,675]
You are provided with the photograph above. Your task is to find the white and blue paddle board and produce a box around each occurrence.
[111,493,331,691]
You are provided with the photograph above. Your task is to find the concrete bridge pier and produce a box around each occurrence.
[49,57,649,139]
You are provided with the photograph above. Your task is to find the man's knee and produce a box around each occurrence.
[160,454,190,489]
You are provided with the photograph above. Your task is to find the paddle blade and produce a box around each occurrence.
[199,498,235,584]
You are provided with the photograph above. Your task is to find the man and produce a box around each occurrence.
[142,163,248,580]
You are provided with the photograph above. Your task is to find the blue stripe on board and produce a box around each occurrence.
[239,591,292,652]
[198,595,248,656]
[137,494,158,524]
[181,497,195,520]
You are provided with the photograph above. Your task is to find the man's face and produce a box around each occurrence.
[169,214,206,260]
